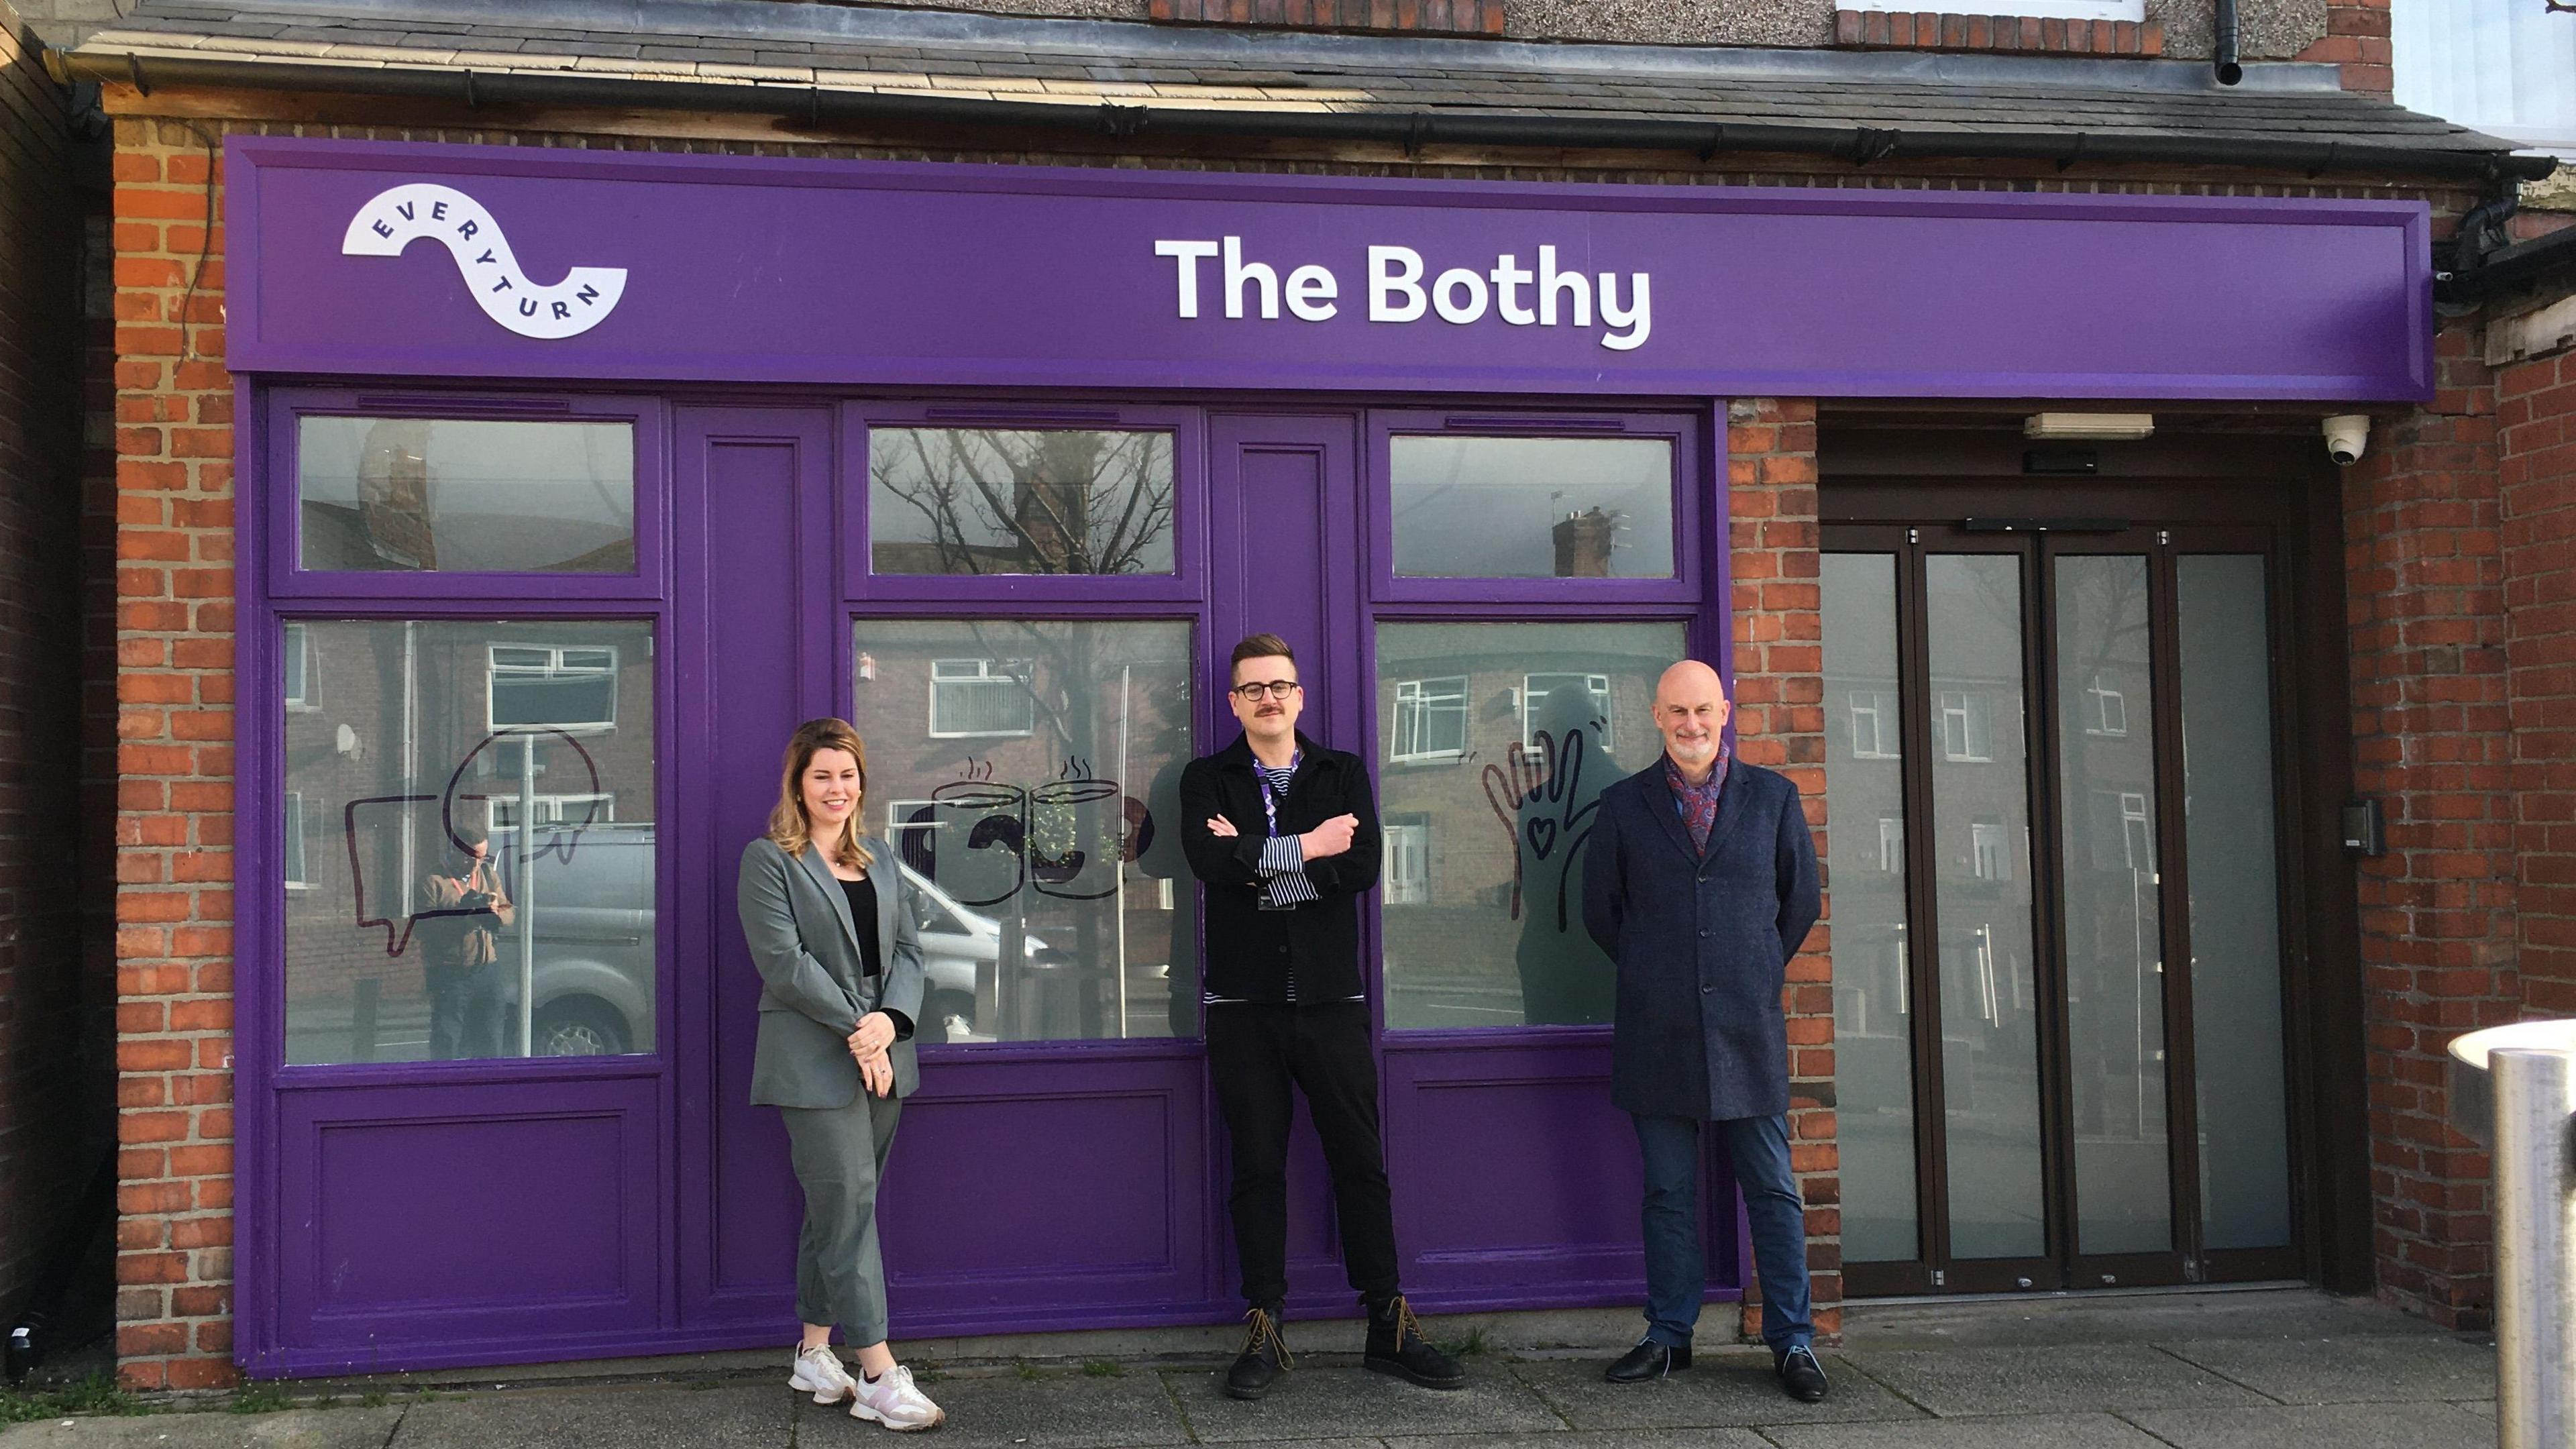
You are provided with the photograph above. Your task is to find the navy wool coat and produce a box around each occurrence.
[1581,758,1821,1122]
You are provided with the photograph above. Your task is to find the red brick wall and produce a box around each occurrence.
[1727,397,1837,1342]
[2298,0,2392,95]
[0,0,106,1332]
[2498,339,2576,1020]
[109,115,237,1390]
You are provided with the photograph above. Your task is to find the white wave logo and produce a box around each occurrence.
[342,183,627,340]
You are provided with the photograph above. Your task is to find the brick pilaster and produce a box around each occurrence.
[2497,341,2576,1020]
[107,115,237,1391]
[1727,397,1838,1344]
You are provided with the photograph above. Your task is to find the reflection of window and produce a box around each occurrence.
[928,658,1034,737]
[1389,677,1468,761]
[2084,674,2128,736]
[1520,672,1612,749]
[2086,788,2157,869]
[1937,691,1992,762]
[1384,818,1431,905]
[283,623,319,710]
[489,644,619,732]
[1972,820,2011,882]
[490,793,614,830]
[1849,689,1898,759]
[1878,814,1904,873]
[2121,791,2153,867]
[283,792,312,887]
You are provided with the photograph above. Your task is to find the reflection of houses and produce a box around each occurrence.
[278,621,657,1064]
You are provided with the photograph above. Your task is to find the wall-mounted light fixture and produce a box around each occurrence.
[2023,412,2155,441]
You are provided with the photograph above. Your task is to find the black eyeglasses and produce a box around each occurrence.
[1232,680,1302,702]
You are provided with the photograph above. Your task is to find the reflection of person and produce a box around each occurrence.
[1179,633,1464,1402]
[1580,661,1827,1401]
[737,718,945,1432]
[419,824,514,1060]
[1515,682,1615,1026]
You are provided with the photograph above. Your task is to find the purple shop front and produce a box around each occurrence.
[228,136,2428,1375]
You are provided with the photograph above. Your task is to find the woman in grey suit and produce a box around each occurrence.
[738,717,945,1432]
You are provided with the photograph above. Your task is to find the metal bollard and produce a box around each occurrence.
[2449,1020,2576,1449]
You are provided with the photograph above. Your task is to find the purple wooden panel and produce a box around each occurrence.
[274,1077,661,1357]
[227,139,2432,400]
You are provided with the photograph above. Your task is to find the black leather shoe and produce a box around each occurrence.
[1224,1305,1291,1401]
[1776,1344,1829,1402]
[1364,1295,1466,1389]
[1604,1338,1690,1383]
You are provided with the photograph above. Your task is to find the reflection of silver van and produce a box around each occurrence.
[490,822,1053,1056]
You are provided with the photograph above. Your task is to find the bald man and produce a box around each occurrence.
[1581,660,1825,1400]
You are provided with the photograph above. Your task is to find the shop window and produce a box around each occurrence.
[297,417,635,574]
[1376,619,1686,1030]
[1938,690,1993,762]
[1387,435,1674,579]
[1520,673,1611,751]
[280,619,657,1067]
[283,623,319,710]
[853,618,1197,1045]
[2084,673,2129,736]
[283,791,313,888]
[488,644,621,733]
[1389,676,1469,762]
[928,658,1037,738]
[1849,688,1898,759]
[1383,817,1432,906]
[869,427,1177,576]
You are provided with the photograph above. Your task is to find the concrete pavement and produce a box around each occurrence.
[0,1289,2502,1448]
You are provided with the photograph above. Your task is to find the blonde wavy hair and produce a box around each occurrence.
[766,718,875,871]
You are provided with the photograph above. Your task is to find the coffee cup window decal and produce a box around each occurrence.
[343,182,628,341]
[896,757,1144,907]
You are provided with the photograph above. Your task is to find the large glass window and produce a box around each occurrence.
[850,619,1195,1043]
[1389,436,1674,579]
[280,619,657,1065]
[1375,621,1685,1030]
[868,428,1177,576]
[297,417,635,574]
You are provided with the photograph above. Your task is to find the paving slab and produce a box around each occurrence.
[1503,1354,1924,1431]
[1760,1411,2170,1449]
[1842,1288,2448,1351]
[2120,1399,2502,1449]
[1837,1343,2270,1417]
[388,1381,787,1448]
[794,1368,1192,1448]
[2156,1334,2498,1405]
[1163,1364,1564,1442]
[0,1409,405,1449]
[1383,1432,1767,1449]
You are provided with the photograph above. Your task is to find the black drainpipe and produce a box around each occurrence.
[2214,0,2244,85]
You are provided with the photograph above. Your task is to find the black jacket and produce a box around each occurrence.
[1179,731,1381,1003]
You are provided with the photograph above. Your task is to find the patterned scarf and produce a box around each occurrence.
[1664,746,1731,855]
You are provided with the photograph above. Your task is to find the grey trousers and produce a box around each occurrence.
[779,1087,905,1344]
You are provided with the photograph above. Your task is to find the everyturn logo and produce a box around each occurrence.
[342,182,627,339]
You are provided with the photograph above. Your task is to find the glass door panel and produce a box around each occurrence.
[2176,555,2294,1251]
[1925,553,2047,1262]
[1821,553,1919,1263]
[2053,554,2174,1258]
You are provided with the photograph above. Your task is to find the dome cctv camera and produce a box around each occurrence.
[2323,414,2370,466]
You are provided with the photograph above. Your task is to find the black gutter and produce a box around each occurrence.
[50,48,2560,182]
[2439,223,2576,305]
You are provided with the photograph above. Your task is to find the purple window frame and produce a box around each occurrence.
[1366,409,1705,606]
[263,388,667,602]
[843,401,1208,606]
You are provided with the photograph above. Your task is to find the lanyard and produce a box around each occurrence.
[1256,751,1299,838]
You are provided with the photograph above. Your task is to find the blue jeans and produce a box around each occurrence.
[1633,1112,1813,1357]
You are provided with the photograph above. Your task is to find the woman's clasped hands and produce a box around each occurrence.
[847,1012,896,1097]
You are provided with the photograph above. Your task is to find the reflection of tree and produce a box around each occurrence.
[872,429,1174,576]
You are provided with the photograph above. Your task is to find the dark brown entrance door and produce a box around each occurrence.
[1821,510,2316,1296]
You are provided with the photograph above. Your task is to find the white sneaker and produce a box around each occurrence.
[790,1343,860,1405]
[849,1362,945,1432]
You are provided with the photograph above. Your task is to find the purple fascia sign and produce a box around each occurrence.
[227,136,2434,400]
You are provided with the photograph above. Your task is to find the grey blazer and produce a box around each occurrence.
[737,835,927,1109]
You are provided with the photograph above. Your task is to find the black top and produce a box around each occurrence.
[837,873,883,978]
[1179,731,1381,1004]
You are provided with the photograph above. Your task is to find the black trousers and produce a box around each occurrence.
[1206,1002,1403,1309]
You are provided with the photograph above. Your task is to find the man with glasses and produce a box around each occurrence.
[1180,633,1464,1403]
